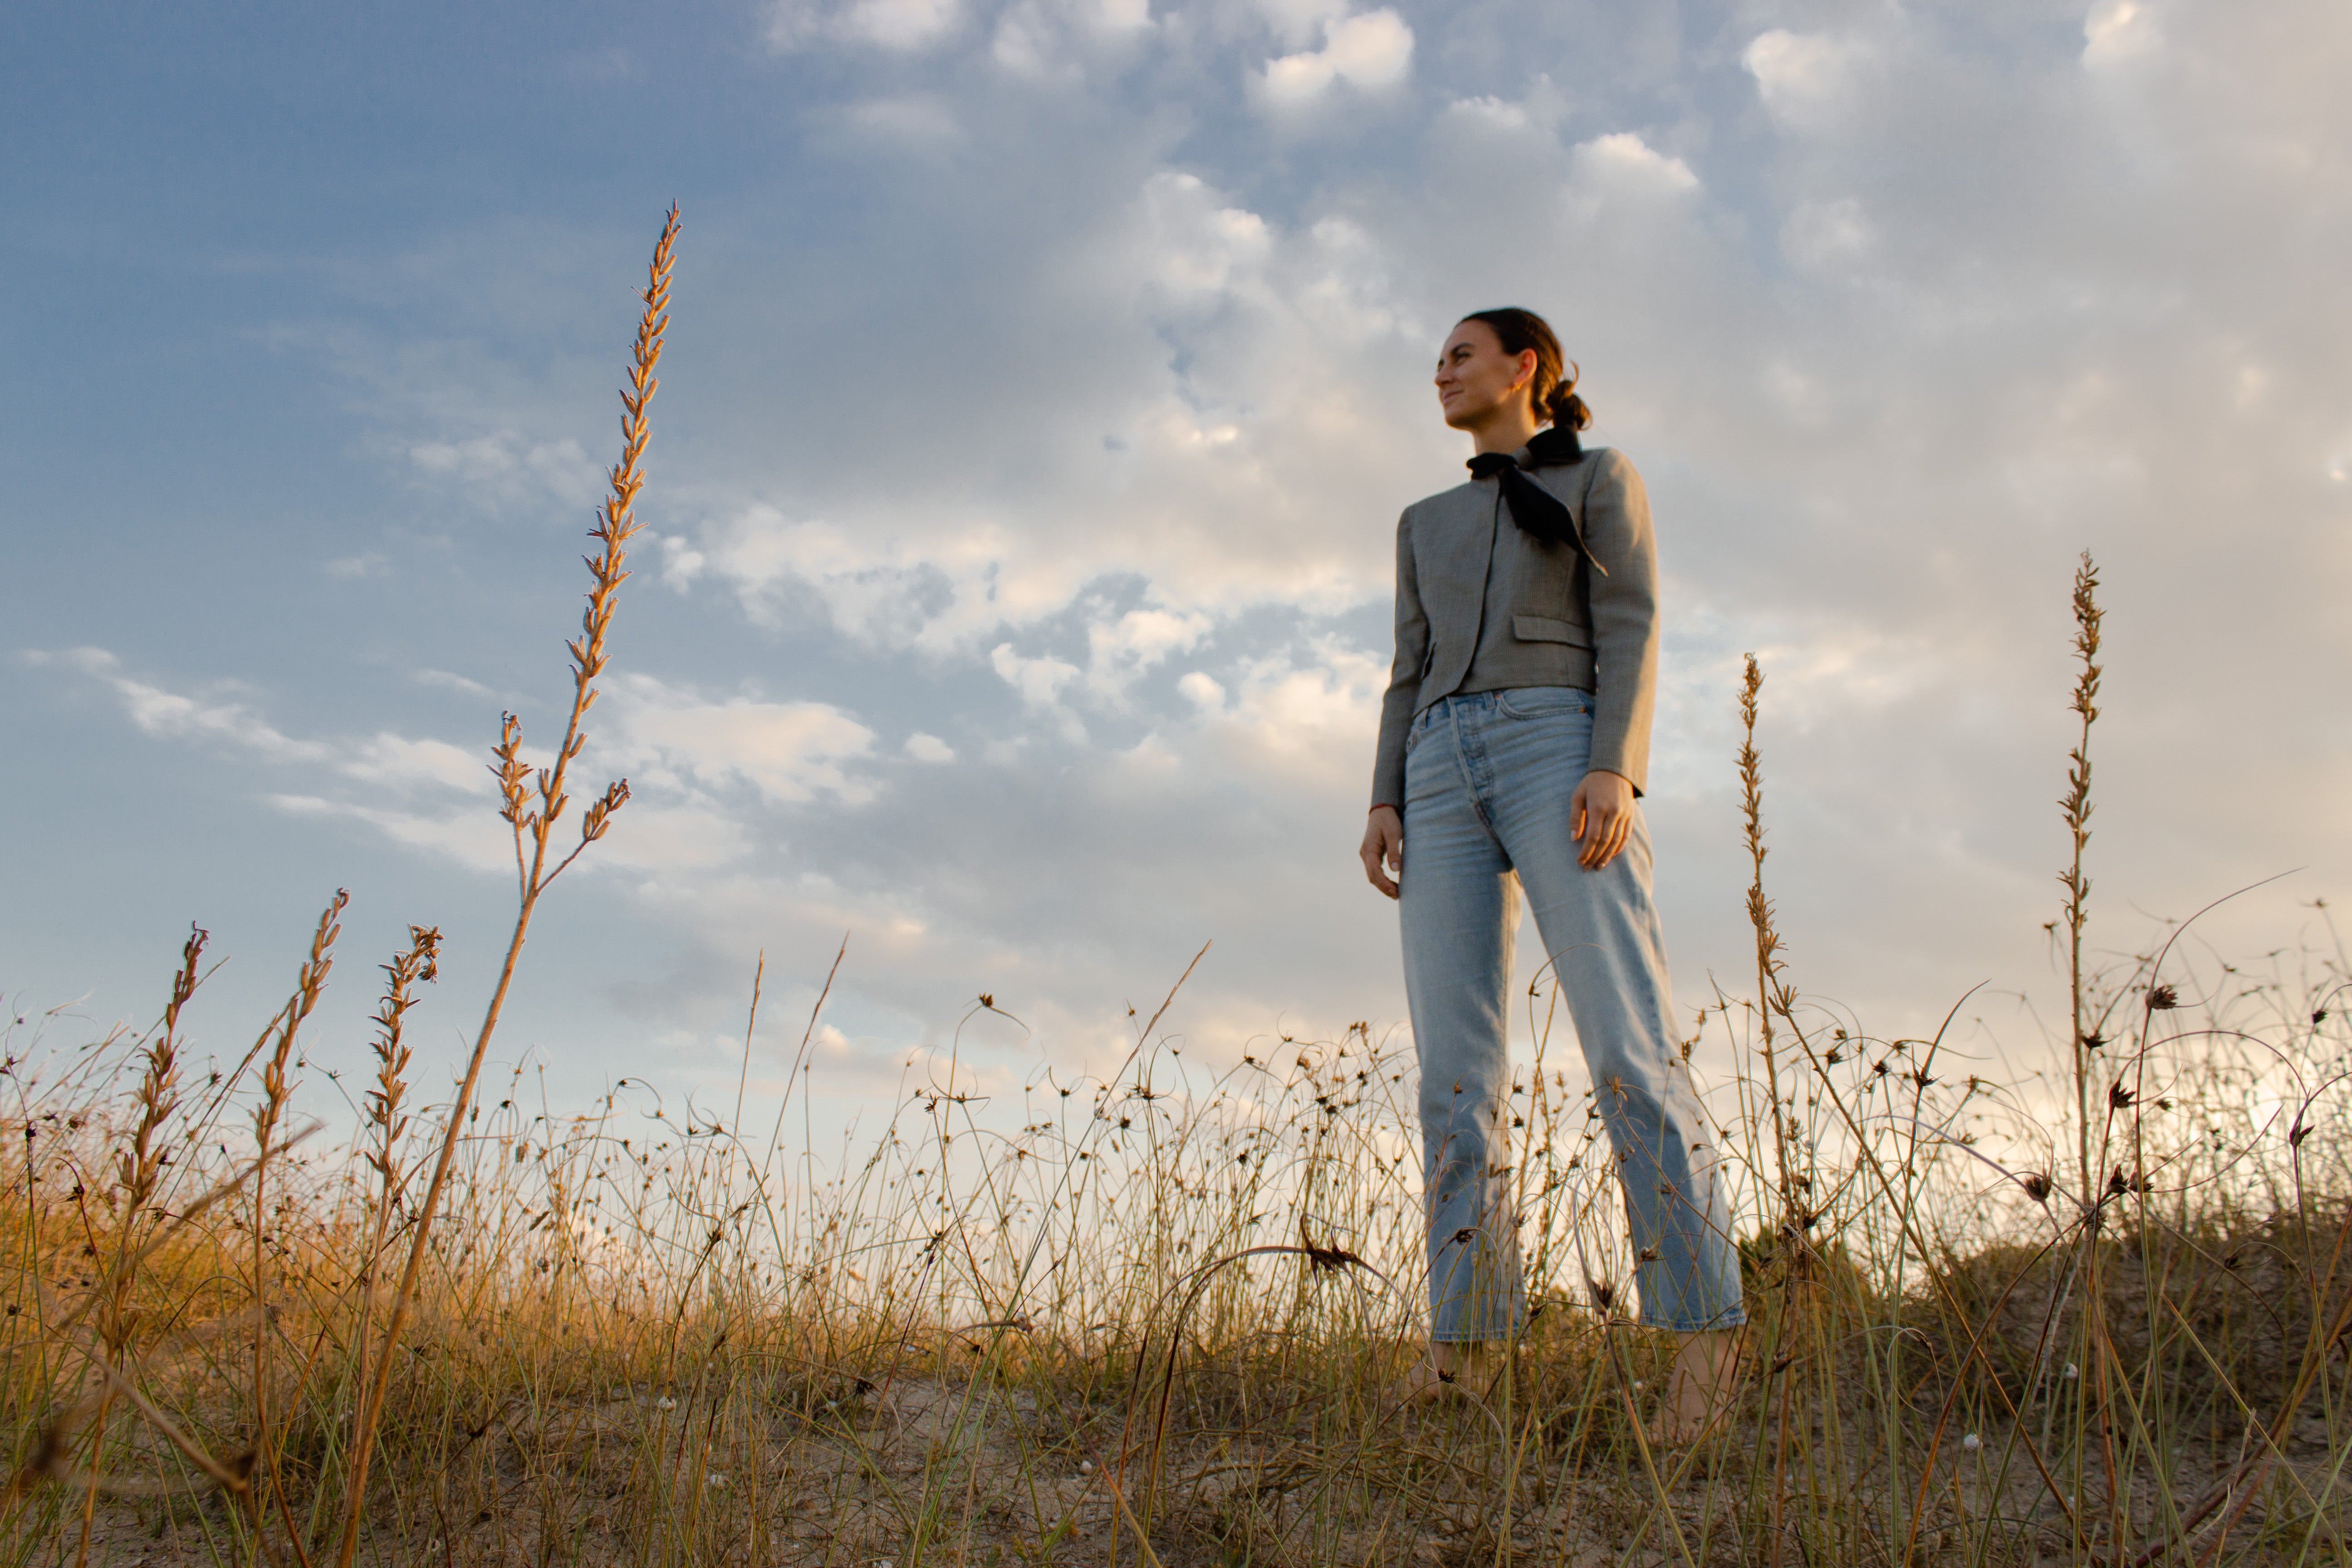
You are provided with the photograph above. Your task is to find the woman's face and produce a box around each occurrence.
[1434,320,1536,432]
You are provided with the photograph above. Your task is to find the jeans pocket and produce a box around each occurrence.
[1495,686,1588,721]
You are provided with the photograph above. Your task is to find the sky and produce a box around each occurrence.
[4,0,2347,1143]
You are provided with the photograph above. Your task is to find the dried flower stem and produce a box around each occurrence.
[74,926,206,1566]
[248,890,346,1540]
[333,205,676,1568]
[2052,552,2127,1552]
[1738,653,1821,1568]
[1739,655,1798,1216]
[343,923,434,1538]
[2060,553,2103,1206]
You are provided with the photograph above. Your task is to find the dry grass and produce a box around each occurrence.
[5,211,2352,1568]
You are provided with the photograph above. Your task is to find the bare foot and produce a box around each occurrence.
[1402,1341,1495,1403]
[1646,1329,1739,1446]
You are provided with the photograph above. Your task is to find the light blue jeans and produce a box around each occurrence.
[1401,688,1745,1338]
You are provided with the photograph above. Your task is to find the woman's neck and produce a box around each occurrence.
[1468,405,1542,456]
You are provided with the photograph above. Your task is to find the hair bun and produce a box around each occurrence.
[1547,382,1592,433]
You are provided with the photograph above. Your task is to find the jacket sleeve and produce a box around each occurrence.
[1581,450,1659,794]
[1370,509,1424,811]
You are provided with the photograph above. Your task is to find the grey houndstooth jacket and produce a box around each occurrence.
[1369,443,1661,812]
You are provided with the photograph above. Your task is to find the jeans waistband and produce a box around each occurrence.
[1422,686,1590,716]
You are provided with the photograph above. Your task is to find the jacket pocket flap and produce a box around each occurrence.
[1512,614,1592,647]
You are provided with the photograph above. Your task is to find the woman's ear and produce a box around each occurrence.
[1514,349,1539,393]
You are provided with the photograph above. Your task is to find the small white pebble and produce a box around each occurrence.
[1078,1460,1094,1474]
[2064,1364,2079,1380]
[1631,1380,1644,1391]
[1962,1432,1981,1451]
[656,1395,677,1411]
[706,1472,729,1490]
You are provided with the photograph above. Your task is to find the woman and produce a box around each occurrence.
[1358,309,1744,1440]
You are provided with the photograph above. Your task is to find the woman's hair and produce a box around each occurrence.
[1459,307,1590,431]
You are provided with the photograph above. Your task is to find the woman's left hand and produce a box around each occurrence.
[1571,769,1635,870]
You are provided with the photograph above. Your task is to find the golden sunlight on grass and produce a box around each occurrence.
[5,209,2351,1568]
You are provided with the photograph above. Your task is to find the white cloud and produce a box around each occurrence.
[1086,606,1213,696]
[28,649,771,874]
[265,789,743,877]
[655,532,707,591]
[406,431,599,512]
[1259,9,1413,106]
[590,803,750,872]
[2082,0,2159,68]
[33,650,514,797]
[611,677,881,806]
[1743,29,1873,130]
[1177,671,1226,712]
[341,733,490,794]
[1445,95,1530,133]
[904,732,956,762]
[266,794,514,873]
[1230,640,1382,749]
[416,668,495,700]
[991,0,1152,75]
[1434,77,1568,145]
[676,505,1009,648]
[990,643,1083,709]
[1573,132,1700,195]
[992,5,1058,73]
[29,647,333,764]
[768,0,961,51]
[1139,172,1273,297]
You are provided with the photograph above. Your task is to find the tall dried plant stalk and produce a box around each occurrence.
[113,927,203,1241]
[333,204,678,1568]
[248,890,347,1540]
[1738,654,1798,1215]
[2055,552,2123,1551]
[74,926,206,1563]
[346,922,436,1523]
[2060,552,2102,1198]
[1737,653,1814,1568]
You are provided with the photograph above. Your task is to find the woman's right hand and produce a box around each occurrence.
[1360,806,1404,899]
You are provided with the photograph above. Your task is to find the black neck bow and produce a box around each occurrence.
[1466,426,1602,576]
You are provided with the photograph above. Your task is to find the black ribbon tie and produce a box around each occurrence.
[1466,427,1603,577]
